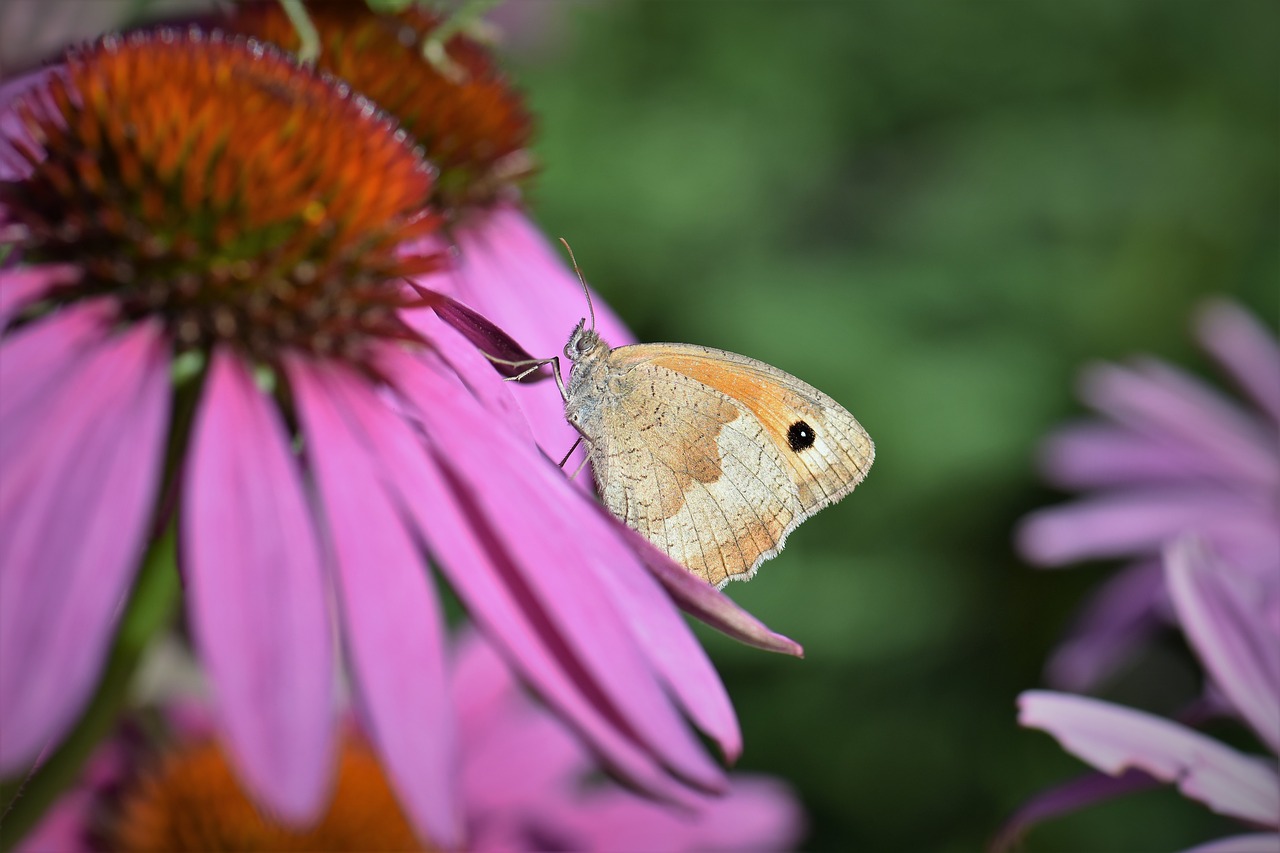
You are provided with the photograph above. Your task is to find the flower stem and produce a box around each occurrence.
[0,525,180,851]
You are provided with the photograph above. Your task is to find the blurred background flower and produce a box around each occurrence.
[1017,299,1280,691]
[19,633,805,853]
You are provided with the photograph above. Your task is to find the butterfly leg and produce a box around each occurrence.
[557,436,584,469]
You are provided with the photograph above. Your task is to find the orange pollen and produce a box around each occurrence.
[0,28,445,363]
[227,1,535,214]
[108,736,431,852]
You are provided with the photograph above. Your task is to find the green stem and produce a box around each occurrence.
[0,526,180,851]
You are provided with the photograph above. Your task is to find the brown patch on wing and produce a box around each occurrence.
[606,359,738,521]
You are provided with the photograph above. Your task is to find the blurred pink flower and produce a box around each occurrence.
[1,28,801,848]
[20,633,807,852]
[1016,299,1280,690]
[1009,538,1280,851]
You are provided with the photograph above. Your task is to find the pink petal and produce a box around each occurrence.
[570,501,743,762]
[1016,490,1274,568]
[287,356,460,850]
[1045,561,1165,691]
[1196,298,1280,428]
[361,398,700,806]
[0,264,79,327]
[1019,691,1280,826]
[431,205,635,478]
[408,307,535,446]
[0,321,169,771]
[1183,834,1280,853]
[0,301,115,426]
[1081,360,1279,488]
[378,345,727,797]
[991,769,1159,853]
[1166,538,1280,754]
[182,348,335,823]
[623,524,806,658]
[541,774,807,853]
[1039,423,1225,488]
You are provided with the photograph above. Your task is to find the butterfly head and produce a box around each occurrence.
[565,318,608,364]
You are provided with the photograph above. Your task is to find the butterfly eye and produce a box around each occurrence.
[787,420,816,451]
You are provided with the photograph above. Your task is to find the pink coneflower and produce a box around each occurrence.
[1016,299,1280,690]
[224,1,637,474]
[21,633,806,852]
[1006,538,1280,851]
[0,26,800,848]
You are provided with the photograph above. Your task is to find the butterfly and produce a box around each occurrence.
[558,311,874,589]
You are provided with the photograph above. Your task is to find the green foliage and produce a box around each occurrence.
[513,1,1278,850]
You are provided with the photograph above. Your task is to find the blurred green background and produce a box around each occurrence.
[508,2,1278,851]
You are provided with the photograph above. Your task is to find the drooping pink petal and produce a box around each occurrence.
[990,769,1160,853]
[408,307,535,445]
[0,264,79,327]
[430,205,635,477]
[623,523,807,658]
[1016,490,1275,568]
[1019,691,1280,827]
[378,345,727,797]
[1196,298,1280,428]
[1166,538,1280,754]
[1183,833,1280,853]
[182,347,335,823]
[0,321,169,772]
[1045,561,1165,691]
[287,355,460,850]
[426,290,541,375]
[1039,423,1225,488]
[1080,360,1280,488]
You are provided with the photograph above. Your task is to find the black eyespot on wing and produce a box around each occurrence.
[787,420,816,451]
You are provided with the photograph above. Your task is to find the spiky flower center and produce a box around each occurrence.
[0,29,442,363]
[108,737,429,852]
[226,2,534,214]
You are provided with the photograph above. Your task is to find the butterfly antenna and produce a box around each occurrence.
[559,237,596,332]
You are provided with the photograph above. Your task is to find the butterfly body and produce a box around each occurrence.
[563,322,874,588]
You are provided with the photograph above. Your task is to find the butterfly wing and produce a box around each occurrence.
[585,342,874,588]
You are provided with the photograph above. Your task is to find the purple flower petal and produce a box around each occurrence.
[990,769,1160,853]
[0,320,169,772]
[1166,538,1280,754]
[1040,423,1225,488]
[182,348,335,823]
[434,205,635,477]
[1016,490,1275,568]
[0,301,115,423]
[1019,691,1280,826]
[1080,360,1279,488]
[1183,833,1280,853]
[1196,298,1280,429]
[1045,561,1165,691]
[0,264,79,327]
[288,356,459,849]
[378,345,728,798]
